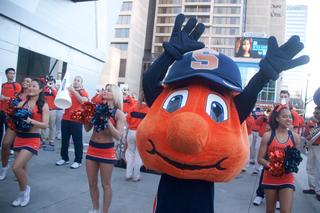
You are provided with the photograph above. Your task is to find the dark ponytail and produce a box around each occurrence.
[29,78,46,114]
[269,105,289,130]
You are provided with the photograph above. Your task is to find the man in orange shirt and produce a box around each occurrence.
[303,106,320,201]
[55,76,89,169]
[122,88,134,114]
[125,92,149,181]
[0,68,21,148]
[41,77,58,146]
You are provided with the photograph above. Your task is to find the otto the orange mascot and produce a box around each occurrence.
[136,14,309,213]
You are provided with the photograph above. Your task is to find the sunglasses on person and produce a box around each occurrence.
[313,112,320,115]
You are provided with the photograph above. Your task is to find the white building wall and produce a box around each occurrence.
[0,0,122,98]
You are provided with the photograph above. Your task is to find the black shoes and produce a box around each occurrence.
[303,189,316,194]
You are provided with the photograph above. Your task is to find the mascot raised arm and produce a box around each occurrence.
[136,14,309,213]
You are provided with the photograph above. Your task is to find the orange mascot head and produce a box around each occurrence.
[136,48,249,182]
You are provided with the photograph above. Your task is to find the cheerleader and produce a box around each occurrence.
[11,78,49,207]
[84,84,124,213]
[0,77,31,181]
[257,105,300,213]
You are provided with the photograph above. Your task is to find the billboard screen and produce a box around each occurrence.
[235,37,268,58]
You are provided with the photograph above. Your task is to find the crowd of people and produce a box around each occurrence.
[0,67,319,213]
[0,68,147,213]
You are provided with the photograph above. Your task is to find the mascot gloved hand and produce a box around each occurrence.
[162,14,205,60]
[259,35,310,80]
[136,13,309,213]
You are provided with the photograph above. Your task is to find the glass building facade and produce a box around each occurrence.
[237,62,276,103]
[284,5,308,99]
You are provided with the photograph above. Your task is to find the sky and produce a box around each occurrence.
[286,0,320,117]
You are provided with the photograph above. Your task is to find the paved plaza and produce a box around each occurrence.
[0,130,319,213]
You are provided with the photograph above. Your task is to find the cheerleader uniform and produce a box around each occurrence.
[0,82,21,147]
[261,130,296,190]
[86,108,117,164]
[13,101,42,155]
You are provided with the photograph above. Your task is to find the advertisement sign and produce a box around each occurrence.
[235,37,268,58]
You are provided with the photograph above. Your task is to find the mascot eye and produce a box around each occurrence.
[163,90,188,113]
[206,94,228,123]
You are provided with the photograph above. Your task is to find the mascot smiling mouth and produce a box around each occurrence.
[147,139,227,171]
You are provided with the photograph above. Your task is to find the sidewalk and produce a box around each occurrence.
[0,130,319,213]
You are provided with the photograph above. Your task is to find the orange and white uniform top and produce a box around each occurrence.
[62,89,89,121]
[255,115,268,137]
[245,115,254,135]
[123,95,134,113]
[126,103,149,131]
[43,86,58,109]
[1,82,21,111]
[13,101,43,154]
[305,120,320,145]
[91,93,105,104]
[261,129,296,190]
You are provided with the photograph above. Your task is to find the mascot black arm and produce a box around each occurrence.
[234,71,269,124]
[143,14,205,107]
[143,51,175,107]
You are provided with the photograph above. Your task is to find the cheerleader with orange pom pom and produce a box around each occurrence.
[258,105,301,213]
[84,84,124,213]
[10,78,49,207]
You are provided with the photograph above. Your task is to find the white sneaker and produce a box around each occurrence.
[88,208,101,213]
[253,196,263,206]
[56,159,69,166]
[276,201,280,210]
[20,186,31,206]
[70,162,81,169]
[12,194,21,207]
[0,165,10,180]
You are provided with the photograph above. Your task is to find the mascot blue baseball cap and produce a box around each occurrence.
[164,48,243,92]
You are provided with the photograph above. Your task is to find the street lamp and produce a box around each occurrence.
[304,74,312,120]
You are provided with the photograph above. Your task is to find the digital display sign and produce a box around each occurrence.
[235,37,268,58]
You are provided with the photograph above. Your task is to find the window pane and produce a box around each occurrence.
[114,29,130,38]
[185,6,197,12]
[117,15,131,24]
[119,59,126,77]
[110,43,128,51]
[121,2,132,11]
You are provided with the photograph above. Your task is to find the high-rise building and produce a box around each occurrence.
[282,5,307,105]
[103,0,149,95]
[152,0,245,56]
[144,0,287,105]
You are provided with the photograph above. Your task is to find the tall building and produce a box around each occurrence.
[102,0,149,95]
[152,0,245,56]
[144,0,287,105]
[0,0,123,97]
[282,5,307,106]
